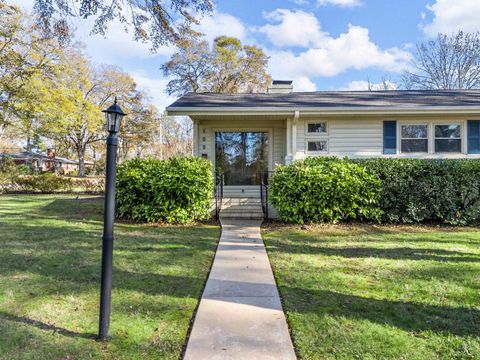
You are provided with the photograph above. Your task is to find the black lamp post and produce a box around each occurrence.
[98,97,126,341]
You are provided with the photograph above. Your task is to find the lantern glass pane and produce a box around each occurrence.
[106,112,118,132]
[115,113,124,132]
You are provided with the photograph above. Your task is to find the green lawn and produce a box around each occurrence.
[263,224,480,360]
[0,195,220,360]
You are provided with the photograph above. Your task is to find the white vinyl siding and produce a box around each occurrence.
[295,119,383,158]
[329,120,383,155]
[273,127,285,167]
[195,114,479,165]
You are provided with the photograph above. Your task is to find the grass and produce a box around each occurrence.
[0,195,220,360]
[263,223,480,360]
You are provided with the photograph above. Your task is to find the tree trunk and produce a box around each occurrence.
[77,146,86,177]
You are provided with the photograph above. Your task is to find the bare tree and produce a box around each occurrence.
[402,31,480,90]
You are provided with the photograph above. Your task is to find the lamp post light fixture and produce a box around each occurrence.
[98,97,126,341]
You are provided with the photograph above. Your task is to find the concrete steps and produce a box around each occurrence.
[219,197,264,220]
[222,186,261,198]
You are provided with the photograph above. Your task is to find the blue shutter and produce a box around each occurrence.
[468,120,480,154]
[383,121,397,155]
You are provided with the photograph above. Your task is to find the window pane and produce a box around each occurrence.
[308,123,327,133]
[401,139,428,152]
[435,125,460,138]
[435,139,461,152]
[401,125,428,138]
[308,141,327,152]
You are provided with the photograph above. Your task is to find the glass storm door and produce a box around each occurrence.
[215,131,269,185]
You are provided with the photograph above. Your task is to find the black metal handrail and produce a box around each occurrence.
[259,171,274,221]
[214,172,224,220]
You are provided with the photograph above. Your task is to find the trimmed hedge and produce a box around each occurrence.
[116,157,213,224]
[13,173,73,193]
[270,157,480,225]
[0,173,105,194]
[269,157,382,223]
[357,158,480,225]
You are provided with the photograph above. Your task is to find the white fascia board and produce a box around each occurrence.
[165,106,480,117]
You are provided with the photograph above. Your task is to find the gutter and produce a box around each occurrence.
[165,105,480,117]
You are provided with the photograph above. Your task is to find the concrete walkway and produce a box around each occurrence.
[184,219,297,360]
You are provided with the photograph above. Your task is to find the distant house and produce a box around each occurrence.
[167,80,480,193]
[0,148,93,174]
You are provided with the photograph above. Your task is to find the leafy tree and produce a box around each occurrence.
[161,34,212,95]
[403,31,480,90]
[162,35,272,96]
[209,36,271,93]
[32,0,213,50]
[0,3,63,141]
[118,101,161,161]
[37,49,148,176]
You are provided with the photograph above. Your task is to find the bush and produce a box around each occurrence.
[116,157,213,224]
[356,158,480,225]
[0,158,19,184]
[13,173,73,193]
[70,176,105,193]
[269,157,382,224]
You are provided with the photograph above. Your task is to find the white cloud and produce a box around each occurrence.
[340,80,397,91]
[422,0,480,37]
[260,9,325,47]
[195,12,247,42]
[264,14,412,79]
[259,9,412,79]
[12,0,34,11]
[130,71,177,112]
[317,0,362,7]
[73,18,175,64]
[291,0,310,5]
[294,76,317,91]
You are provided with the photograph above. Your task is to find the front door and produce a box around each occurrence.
[215,131,269,185]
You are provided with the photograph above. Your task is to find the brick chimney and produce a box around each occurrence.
[47,148,56,159]
[267,80,293,94]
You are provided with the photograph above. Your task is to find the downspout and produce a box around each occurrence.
[192,119,199,157]
[285,110,299,165]
[292,110,299,162]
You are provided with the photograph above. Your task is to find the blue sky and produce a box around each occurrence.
[15,0,480,111]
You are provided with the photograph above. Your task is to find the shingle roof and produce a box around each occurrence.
[166,90,480,110]
[0,151,79,164]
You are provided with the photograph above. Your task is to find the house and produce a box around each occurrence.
[166,81,480,197]
[0,149,93,174]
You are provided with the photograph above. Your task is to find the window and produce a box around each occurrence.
[401,125,428,153]
[307,122,327,134]
[435,124,461,152]
[307,140,327,152]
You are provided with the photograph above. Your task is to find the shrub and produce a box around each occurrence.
[269,157,382,224]
[0,158,19,183]
[13,173,73,193]
[70,177,105,193]
[116,157,213,224]
[357,158,480,225]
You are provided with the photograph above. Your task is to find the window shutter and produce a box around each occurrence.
[468,120,480,154]
[383,121,397,154]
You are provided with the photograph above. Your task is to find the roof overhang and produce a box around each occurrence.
[166,106,480,117]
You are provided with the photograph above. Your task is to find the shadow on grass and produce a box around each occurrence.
[0,311,96,340]
[268,242,480,263]
[0,220,214,298]
[281,287,480,337]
